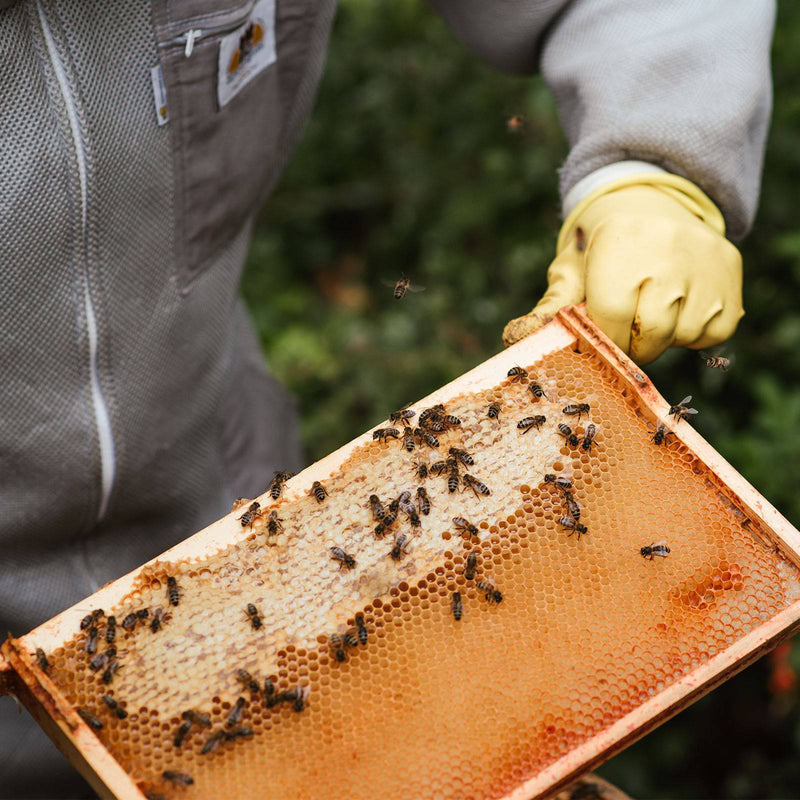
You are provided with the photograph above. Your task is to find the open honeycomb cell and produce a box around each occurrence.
[5,309,800,800]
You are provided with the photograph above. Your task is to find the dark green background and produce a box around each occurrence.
[243,2,800,796]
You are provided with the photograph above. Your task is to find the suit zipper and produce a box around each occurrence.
[36,0,116,523]
[159,1,257,57]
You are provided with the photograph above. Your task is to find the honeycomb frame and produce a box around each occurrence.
[3,305,800,800]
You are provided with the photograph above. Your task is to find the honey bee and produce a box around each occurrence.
[506,113,526,132]
[414,427,439,449]
[476,580,503,604]
[267,470,294,500]
[389,532,412,561]
[507,365,528,383]
[581,423,597,451]
[464,552,478,581]
[543,474,572,490]
[451,592,463,621]
[668,395,698,422]
[388,498,400,514]
[386,274,425,299]
[329,632,357,662]
[355,614,368,645]
[421,416,446,432]
[411,461,428,480]
[528,381,548,399]
[448,447,474,467]
[201,729,226,755]
[563,491,581,520]
[447,468,460,494]
[562,403,590,421]
[640,541,671,560]
[244,603,262,630]
[85,626,99,655]
[105,616,116,644]
[442,414,462,428]
[700,351,731,370]
[518,415,546,434]
[389,408,416,427]
[80,609,104,630]
[150,606,169,633]
[288,685,308,712]
[226,726,254,739]
[396,490,413,511]
[368,494,387,520]
[264,678,276,706]
[310,481,328,503]
[163,770,194,787]
[167,576,181,607]
[121,612,138,630]
[373,427,400,443]
[330,546,356,569]
[34,648,49,673]
[463,474,491,497]
[429,460,447,476]
[652,423,674,445]
[266,510,283,540]
[558,516,588,539]
[575,226,586,253]
[557,423,580,447]
[238,501,263,529]
[77,708,103,730]
[174,720,192,747]
[101,694,127,719]
[182,709,212,728]
[453,517,479,537]
[487,402,501,419]
[235,669,260,694]
[102,659,121,684]
[89,650,112,672]
[416,487,431,515]
[226,697,246,727]
[402,426,416,452]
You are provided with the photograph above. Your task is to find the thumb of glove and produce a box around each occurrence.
[502,246,585,347]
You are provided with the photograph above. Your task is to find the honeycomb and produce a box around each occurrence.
[24,342,800,800]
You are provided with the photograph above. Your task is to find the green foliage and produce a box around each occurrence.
[242,1,800,796]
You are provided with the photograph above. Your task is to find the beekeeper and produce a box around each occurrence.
[0,0,774,796]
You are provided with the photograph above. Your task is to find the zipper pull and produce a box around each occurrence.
[184,28,202,57]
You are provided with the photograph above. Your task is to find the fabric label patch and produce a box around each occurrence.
[150,64,169,126]
[217,0,276,108]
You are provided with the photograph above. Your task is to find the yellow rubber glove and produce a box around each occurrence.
[502,174,744,364]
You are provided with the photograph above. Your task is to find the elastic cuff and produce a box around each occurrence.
[562,161,666,217]
[556,172,727,254]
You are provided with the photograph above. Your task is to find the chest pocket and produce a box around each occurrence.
[153,0,318,291]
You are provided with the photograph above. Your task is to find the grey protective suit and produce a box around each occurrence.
[0,0,775,796]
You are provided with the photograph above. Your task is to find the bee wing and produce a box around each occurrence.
[380,278,399,288]
[406,283,426,293]
[684,408,699,416]
[678,395,692,405]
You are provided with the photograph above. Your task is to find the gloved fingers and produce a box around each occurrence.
[502,250,585,347]
[687,302,745,352]
[627,280,682,365]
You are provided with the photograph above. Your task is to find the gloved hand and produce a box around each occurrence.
[502,173,744,364]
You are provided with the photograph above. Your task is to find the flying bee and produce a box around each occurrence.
[463,474,491,497]
[85,626,99,655]
[79,609,104,630]
[544,474,572,490]
[330,547,356,570]
[105,616,116,644]
[310,481,328,503]
[226,697,246,727]
[385,274,425,300]
[429,460,447,476]
[640,541,671,560]
[487,402,501,419]
[453,517,479,537]
[355,614,368,645]
[368,494,387,521]
[416,487,431,515]
[34,648,49,673]
[150,607,169,633]
[77,708,103,731]
[464,552,478,581]
[266,510,283,540]
[402,427,416,452]
[575,226,586,253]
[557,423,580,447]
[518,415,546,434]
[448,447,474,467]
[163,770,194,787]
[389,408,416,427]
[700,351,731,370]
[581,423,597,451]
[668,395,698,422]
[167,576,181,607]
[201,730,226,755]
[563,491,581,520]
[411,461,429,480]
[528,382,548,400]
[506,113,526,132]
[652,423,674,445]
[476,580,503,604]
[507,365,528,383]
[559,516,588,539]
[244,603,262,630]
[389,532,412,561]
[373,427,400,443]
[451,592,463,621]
[102,659,120,684]
[414,428,439,448]
[238,501,263,529]
[563,403,590,421]
[236,669,260,693]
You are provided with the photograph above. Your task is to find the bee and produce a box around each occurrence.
[402,426,416,452]
[411,461,428,480]
[34,648,49,673]
[668,395,698,422]
[528,382,548,399]
[543,474,572,490]
[442,414,462,428]
[652,423,674,445]
[355,614,368,645]
[517,415,546,434]
[447,467,460,494]
[451,592,463,621]
[389,532,412,561]
[238,501,263,529]
[407,508,421,528]
[396,490,413,511]
[506,114,526,132]
[487,402,501,419]
[77,708,103,731]
[330,546,356,569]
[182,709,212,727]
[174,719,193,747]
[267,470,294,500]
[310,481,328,503]
[225,726,254,739]
[429,460,448,476]
[373,427,400,443]
[101,694,127,719]
[264,678,276,706]
[236,669,260,693]
[463,474,491,497]
[448,447,474,467]
[244,603,262,630]
[700,351,731,370]
[575,226,586,253]
[389,408,415,427]
[201,729,226,755]
[137,608,150,621]
[329,632,358,662]
[226,697,246,727]
[581,423,597,451]
[559,516,588,539]
[89,649,113,672]
[368,494,386,521]
[85,626,99,655]
[79,609,104,630]
[163,770,194,787]
[386,274,425,300]
[121,612,138,630]
[423,416,446,432]
[150,606,169,633]
[557,423,580,447]
[563,491,581,520]
[105,616,116,644]
[563,403,590,421]
[266,510,283,540]
[507,365,528,383]
[416,487,431,515]
[102,659,121,684]
[286,685,309,712]
[453,517,479,537]
[388,497,400,514]
[476,580,503,604]
[414,428,439,449]
[464,552,478,581]
[640,541,671,560]
[167,576,181,607]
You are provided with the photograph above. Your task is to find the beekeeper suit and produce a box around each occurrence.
[0,0,775,796]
